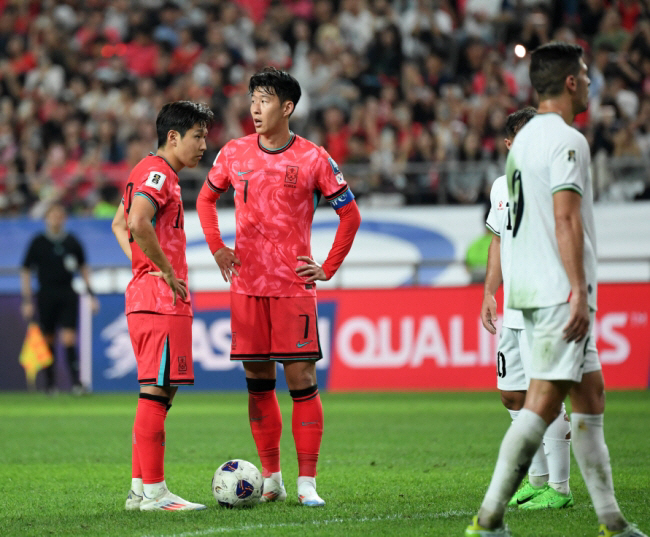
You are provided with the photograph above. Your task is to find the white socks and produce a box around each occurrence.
[479,409,547,528]
[268,471,283,485]
[507,404,571,494]
[545,402,571,494]
[143,480,167,499]
[571,413,626,530]
[131,477,143,496]
[508,409,548,482]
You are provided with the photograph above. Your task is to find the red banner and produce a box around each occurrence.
[322,283,650,391]
[192,283,650,391]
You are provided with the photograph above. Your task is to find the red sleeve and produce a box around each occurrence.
[197,148,231,254]
[196,180,226,254]
[134,168,172,212]
[321,200,361,279]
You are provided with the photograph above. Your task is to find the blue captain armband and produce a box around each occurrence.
[329,188,355,210]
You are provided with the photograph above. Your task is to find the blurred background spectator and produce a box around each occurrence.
[0,0,648,217]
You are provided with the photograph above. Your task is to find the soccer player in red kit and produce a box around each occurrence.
[197,68,361,507]
[112,101,214,511]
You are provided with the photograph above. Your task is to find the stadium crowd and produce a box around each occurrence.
[0,0,649,216]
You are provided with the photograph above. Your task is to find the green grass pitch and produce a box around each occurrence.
[1,391,648,537]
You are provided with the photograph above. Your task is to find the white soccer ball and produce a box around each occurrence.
[211,459,263,508]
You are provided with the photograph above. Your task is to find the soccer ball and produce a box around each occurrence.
[211,459,263,508]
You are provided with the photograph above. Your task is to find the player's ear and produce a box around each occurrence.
[566,74,577,93]
[283,100,294,118]
[166,129,178,147]
[504,138,512,150]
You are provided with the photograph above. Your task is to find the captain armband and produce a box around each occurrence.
[328,189,355,210]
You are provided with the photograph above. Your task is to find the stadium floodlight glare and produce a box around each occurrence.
[514,44,527,58]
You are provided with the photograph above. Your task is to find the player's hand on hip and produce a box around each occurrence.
[481,294,498,334]
[161,269,187,306]
[296,256,327,283]
[90,296,100,314]
[214,247,241,283]
[21,301,34,321]
[564,291,589,342]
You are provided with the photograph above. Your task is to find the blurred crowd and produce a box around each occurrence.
[0,0,649,216]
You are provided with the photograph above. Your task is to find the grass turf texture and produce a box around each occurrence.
[1,391,648,537]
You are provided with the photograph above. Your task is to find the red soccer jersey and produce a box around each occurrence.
[202,133,354,298]
[123,154,192,316]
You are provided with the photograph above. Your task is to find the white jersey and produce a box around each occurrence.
[486,175,525,329]
[505,113,598,311]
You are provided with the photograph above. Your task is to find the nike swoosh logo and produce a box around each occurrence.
[296,341,312,348]
[238,170,253,175]
[517,498,529,505]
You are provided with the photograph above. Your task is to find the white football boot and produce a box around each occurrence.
[125,478,143,511]
[259,475,287,503]
[125,489,143,511]
[297,476,325,507]
[140,482,206,511]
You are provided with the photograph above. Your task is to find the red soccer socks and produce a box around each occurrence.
[133,394,169,484]
[247,378,283,476]
[290,385,323,478]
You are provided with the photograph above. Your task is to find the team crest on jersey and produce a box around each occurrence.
[568,150,576,162]
[178,356,187,373]
[285,165,299,184]
[145,171,166,190]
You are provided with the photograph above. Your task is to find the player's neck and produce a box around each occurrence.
[537,98,575,125]
[259,127,292,151]
[45,229,65,241]
[155,148,183,173]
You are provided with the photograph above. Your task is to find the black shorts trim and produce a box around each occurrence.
[139,378,194,386]
[271,351,321,357]
[230,353,271,359]
[139,378,157,384]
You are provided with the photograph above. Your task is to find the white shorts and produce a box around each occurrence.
[496,327,531,392]
[522,303,601,383]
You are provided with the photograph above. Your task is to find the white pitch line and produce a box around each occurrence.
[140,509,475,537]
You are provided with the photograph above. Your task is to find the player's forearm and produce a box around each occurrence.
[20,269,32,301]
[80,265,95,296]
[555,213,587,296]
[484,234,503,297]
[129,219,174,275]
[197,181,226,254]
[112,203,132,261]
[321,201,361,279]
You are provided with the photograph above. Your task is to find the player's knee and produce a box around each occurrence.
[61,329,77,347]
[284,361,316,391]
[500,390,525,411]
[243,361,275,380]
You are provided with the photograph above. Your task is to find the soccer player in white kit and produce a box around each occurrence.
[466,43,647,537]
[482,107,574,511]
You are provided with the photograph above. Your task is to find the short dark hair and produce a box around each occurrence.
[156,101,214,148]
[505,107,537,139]
[530,42,584,98]
[249,67,301,113]
[45,203,66,217]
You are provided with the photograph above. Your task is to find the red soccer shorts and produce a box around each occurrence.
[230,294,322,362]
[127,312,194,386]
